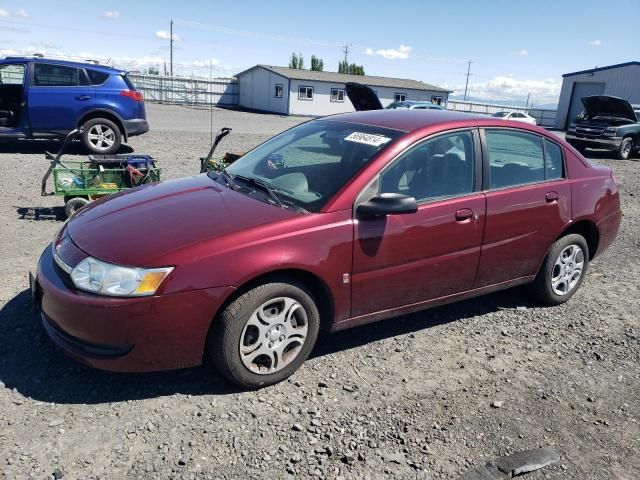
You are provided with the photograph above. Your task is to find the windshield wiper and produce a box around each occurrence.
[232,174,284,208]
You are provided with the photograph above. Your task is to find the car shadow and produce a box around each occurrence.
[16,206,67,222]
[0,140,134,155]
[0,287,537,405]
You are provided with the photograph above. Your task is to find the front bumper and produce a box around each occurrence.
[565,134,623,149]
[123,118,149,137]
[35,245,235,372]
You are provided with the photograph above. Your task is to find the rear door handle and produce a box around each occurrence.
[455,208,474,221]
[75,95,91,101]
[545,191,559,203]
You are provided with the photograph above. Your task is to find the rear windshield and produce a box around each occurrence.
[492,112,509,117]
[123,75,136,90]
[86,69,110,85]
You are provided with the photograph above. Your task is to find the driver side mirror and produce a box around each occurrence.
[356,193,418,219]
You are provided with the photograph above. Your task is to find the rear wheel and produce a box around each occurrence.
[208,280,320,389]
[81,118,122,155]
[618,137,633,160]
[528,234,589,305]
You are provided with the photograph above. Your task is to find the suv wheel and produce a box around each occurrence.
[81,118,122,155]
[528,234,589,305]
[618,137,633,160]
[208,280,320,389]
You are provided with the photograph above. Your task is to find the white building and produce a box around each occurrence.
[555,61,640,129]
[236,65,451,116]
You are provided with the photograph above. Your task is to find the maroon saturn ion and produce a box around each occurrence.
[33,109,622,389]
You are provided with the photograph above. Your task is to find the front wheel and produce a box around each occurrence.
[528,234,589,305]
[618,137,633,160]
[81,118,122,155]
[208,280,320,389]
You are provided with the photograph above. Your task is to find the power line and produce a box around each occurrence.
[463,59,473,101]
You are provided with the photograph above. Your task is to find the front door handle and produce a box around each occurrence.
[75,95,91,101]
[455,208,474,221]
[545,191,559,203]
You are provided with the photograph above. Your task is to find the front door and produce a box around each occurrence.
[28,62,95,133]
[351,129,486,317]
[474,128,571,287]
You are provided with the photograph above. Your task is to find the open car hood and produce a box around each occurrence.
[345,82,383,111]
[582,95,637,122]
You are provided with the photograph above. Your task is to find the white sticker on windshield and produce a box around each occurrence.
[344,132,391,147]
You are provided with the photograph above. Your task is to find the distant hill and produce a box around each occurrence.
[449,95,558,110]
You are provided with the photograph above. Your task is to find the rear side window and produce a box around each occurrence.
[123,75,136,90]
[544,139,564,180]
[486,130,544,188]
[86,69,110,85]
[33,63,79,86]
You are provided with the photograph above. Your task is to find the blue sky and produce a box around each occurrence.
[1,0,638,105]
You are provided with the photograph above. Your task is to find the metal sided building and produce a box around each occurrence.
[236,65,451,116]
[555,61,640,129]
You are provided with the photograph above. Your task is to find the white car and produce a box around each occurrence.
[491,111,537,125]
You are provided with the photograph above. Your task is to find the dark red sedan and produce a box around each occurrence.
[33,109,622,388]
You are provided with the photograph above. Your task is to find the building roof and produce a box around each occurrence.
[562,61,640,78]
[236,65,452,93]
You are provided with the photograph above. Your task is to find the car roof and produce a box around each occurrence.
[322,109,488,132]
[0,56,124,74]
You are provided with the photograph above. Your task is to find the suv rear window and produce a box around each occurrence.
[33,63,79,86]
[86,69,110,85]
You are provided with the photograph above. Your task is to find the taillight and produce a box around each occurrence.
[120,90,143,102]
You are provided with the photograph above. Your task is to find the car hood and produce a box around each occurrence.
[345,82,383,111]
[67,175,298,267]
[582,95,637,122]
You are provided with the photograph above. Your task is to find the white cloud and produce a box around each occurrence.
[365,44,412,60]
[14,9,29,18]
[451,75,561,103]
[189,59,220,68]
[515,50,528,56]
[0,9,10,17]
[155,30,180,41]
[0,8,30,18]
[101,10,120,19]
[588,40,601,47]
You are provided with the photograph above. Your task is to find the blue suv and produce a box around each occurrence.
[0,56,148,154]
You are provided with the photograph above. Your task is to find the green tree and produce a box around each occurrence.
[297,53,304,69]
[147,66,159,75]
[289,52,299,69]
[338,61,365,75]
[311,55,324,71]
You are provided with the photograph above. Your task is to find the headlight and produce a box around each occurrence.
[70,257,173,297]
[603,127,617,136]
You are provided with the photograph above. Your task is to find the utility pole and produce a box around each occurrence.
[170,19,174,77]
[343,44,350,65]
[525,92,531,109]
[463,59,473,101]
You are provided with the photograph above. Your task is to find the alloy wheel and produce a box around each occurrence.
[551,244,585,296]
[87,124,116,151]
[239,297,309,374]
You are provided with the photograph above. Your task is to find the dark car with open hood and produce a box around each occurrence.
[32,105,622,389]
[566,95,640,160]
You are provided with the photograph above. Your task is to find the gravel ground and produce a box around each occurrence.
[0,104,638,480]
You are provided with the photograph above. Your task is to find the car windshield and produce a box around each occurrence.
[492,112,509,117]
[386,102,410,109]
[222,120,403,212]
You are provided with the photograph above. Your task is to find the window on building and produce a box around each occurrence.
[330,88,345,102]
[274,84,283,98]
[486,129,546,189]
[394,93,407,102]
[431,95,443,105]
[380,131,475,202]
[298,86,313,100]
[33,63,80,87]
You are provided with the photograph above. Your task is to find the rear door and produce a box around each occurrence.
[351,129,486,317]
[474,128,571,287]
[28,62,95,132]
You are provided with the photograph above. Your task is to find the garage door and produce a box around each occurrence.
[565,82,605,128]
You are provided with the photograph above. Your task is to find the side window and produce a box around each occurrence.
[274,84,283,98]
[33,63,79,86]
[486,129,544,188]
[544,139,564,180]
[0,64,25,85]
[298,86,313,100]
[86,69,110,85]
[380,131,475,202]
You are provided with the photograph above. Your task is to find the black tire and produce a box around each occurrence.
[618,137,633,160]
[208,280,320,389]
[528,234,589,306]
[81,118,122,155]
[64,197,90,218]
